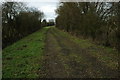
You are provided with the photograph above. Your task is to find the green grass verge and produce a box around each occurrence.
[2,27,49,78]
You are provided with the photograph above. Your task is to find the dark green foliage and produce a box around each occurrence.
[2,2,44,48]
[56,2,120,50]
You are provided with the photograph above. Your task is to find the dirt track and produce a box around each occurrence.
[39,27,118,78]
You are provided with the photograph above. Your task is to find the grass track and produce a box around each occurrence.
[41,27,118,78]
[2,26,118,78]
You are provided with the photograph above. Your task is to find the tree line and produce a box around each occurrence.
[41,19,55,27]
[2,2,44,48]
[56,2,120,51]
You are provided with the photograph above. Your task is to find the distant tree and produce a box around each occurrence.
[47,19,55,26]
[41,19,47,27]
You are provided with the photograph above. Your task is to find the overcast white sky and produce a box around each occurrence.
[27,2,59,21]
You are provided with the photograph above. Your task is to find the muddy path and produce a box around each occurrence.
[40,27,118,78]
